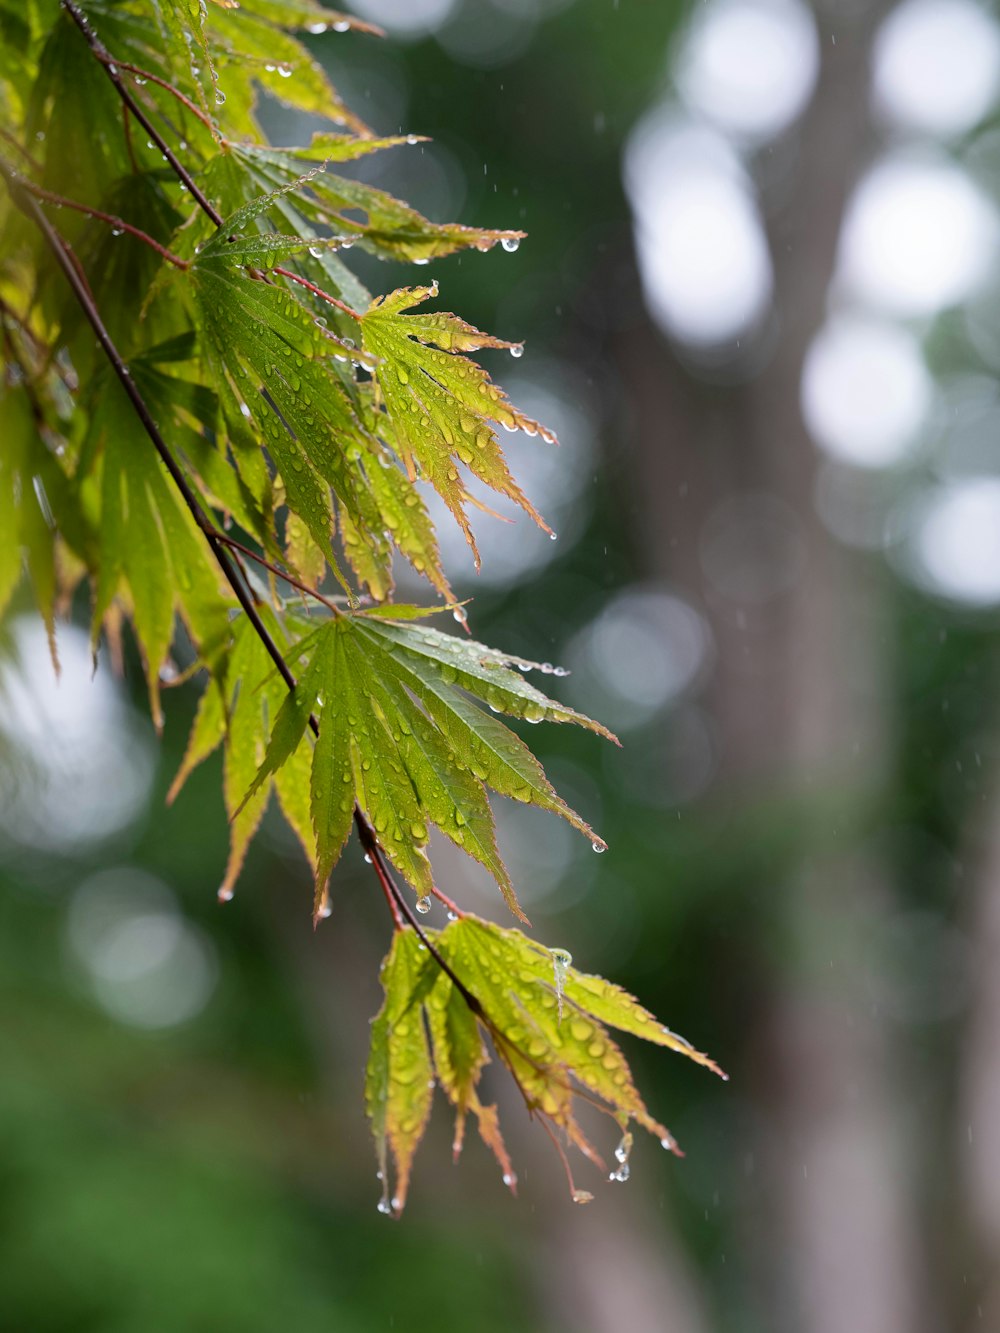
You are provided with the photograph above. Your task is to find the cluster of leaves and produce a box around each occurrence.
[0,0,722,1210]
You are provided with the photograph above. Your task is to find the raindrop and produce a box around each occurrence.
[406,133,420,145]
[415,895,432,914]
[509,344,524,358]
[215,89,226,105]
[446,911,458,922]
[501,236,520,253]
[572,1189,594,1205]
[110,228,123,237]
[610,1163,631,1183]
[277,64,293,78]
[333,19,350,31]
[614,1130,633,1165]
[502,1171,517,1188]
[376,1197,393,1215]
[107,63,118,75]
[549,531,558,541]
[217,886,234,902]
[452,606,468,625]
[134,75,147,86]
[309,245,324,258]
[363,853,372,864]
[551,947,571,1021]
[592,841,607,854]
[317,902,333,919]
[307,21,328,33]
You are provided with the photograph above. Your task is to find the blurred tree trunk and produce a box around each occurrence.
[618,2,932,1329]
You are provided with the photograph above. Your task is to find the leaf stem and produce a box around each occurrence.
[7,164,485,1003]
[61,0,223,226]
[7,177,298,701]
[353,811,484,1015]
[211,530,343,615]
[0,125,42,173]
[430,885,464,918]
[273,266,360,321]
[101,57,217,133]
[2,166,189,268]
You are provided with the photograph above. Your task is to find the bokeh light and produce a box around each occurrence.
[905,477,1000,605]
[624,111,773,347]
[674,0,820,144]
[801,313,932,468]
[66,868,219,1029]
[837,153,999,316]
[873,0,1000,138]
[0,618,154,853]
[566,587,712,732]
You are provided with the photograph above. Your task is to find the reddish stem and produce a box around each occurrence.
[273,266,359,320]
[12,173,189,268]
[431,885,464,918]
[211,530,342,615]
[102,57,217,132]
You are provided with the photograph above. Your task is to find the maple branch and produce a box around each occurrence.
[353,811,484,1016]
[273,267,360,321]
[7,178,297,696]
[61,0,223,227]
[103,58,217,133]
[3,168,190,268]
[0,125,42,173]
[210,530,344,615]
[7,165,485,1014]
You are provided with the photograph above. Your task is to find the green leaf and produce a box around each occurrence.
[365,927,436,1217]
[88,377,230,726]
[368,916,725,1212]
[186,214,455,600]
[169,609,316,898]
[242,610,615,918]
[227,141,527,264]
[359,284,554,565]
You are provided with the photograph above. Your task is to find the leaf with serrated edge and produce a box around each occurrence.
[245,611,612,913]
[360,284,555,566]
[368,915,722,1211]
[365,928,435,1217]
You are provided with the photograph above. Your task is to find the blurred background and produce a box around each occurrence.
[5,0,1000,1327]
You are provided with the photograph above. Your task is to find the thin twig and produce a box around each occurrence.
[273,266,359,321]
[353,810,484,1016]
[3,166,189,268]
[0,125,42,174]
[430,885,464,917]
[211,529,342,615]
[8,177,296,699]
[61,0,222,226]
[104,57,217,132]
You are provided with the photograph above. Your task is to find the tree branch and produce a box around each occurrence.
[0,163,189,267]
[61,0,222,226]
[5,169,483,1022]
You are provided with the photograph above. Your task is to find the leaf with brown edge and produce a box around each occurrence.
[241,609,613,921]
[425,967,515,1186]
[360,283,556,567]
[365,927,436,1218]
[366,915,724,1212]
[168,609,315,902]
